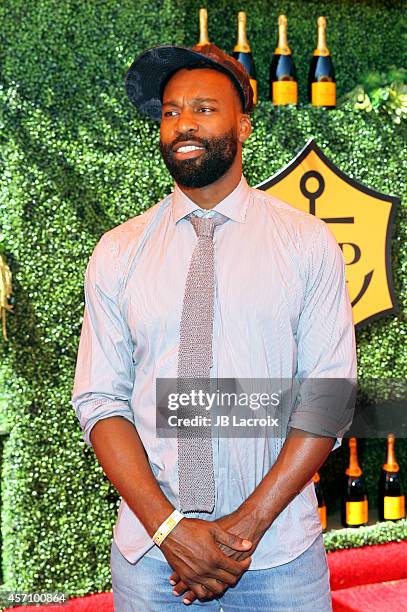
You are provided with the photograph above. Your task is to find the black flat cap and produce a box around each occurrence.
[125,43,254,121]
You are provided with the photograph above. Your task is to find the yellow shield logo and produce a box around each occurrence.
[257,139,398,328]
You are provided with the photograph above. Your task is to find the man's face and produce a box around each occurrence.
[159,68,245,189]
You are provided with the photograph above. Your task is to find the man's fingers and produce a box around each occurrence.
[171,575,229,602]
[201,578,227,597]
[186,583,215,602]
[181,589,196,605]
[171,566,241,596]
[172,579,189,597]
[214,526,252,552]
[217,553,252,577]
[233,549,252,562]
[206,567,244,587]
[172,581,210,604]
[169,571,180,586]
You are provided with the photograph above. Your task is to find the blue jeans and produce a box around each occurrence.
[110,533,332,611]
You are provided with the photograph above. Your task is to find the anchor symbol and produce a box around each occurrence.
[299,170,372,307]
[300,171,354,223]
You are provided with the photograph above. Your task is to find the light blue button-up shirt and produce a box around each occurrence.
[71,175,356,569]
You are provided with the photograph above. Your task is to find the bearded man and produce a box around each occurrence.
[71,43,356,611]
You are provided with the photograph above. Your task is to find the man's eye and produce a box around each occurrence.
[198,107,214,113]
[163,110,178,117]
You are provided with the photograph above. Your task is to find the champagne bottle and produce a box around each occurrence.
[379,434,405,521]
[313,472,327,531]
[196,8,210,47]
[341,438,368,527]
[308,16,336,107]
[269,15,298,106]
[233,11,258,105]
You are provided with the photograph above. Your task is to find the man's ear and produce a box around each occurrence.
[238,114,252,143]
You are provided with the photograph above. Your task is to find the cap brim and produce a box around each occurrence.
[125,45,244,121]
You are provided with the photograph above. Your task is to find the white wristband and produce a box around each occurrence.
[152,510,185,547]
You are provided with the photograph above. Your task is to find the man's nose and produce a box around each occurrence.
[175,109,199,134]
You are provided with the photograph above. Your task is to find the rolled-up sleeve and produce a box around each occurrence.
[289,221,357,446]
[71,235,135,447]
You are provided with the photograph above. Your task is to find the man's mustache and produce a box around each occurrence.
[169,134,209,150]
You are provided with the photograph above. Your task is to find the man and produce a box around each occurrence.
[71,43,356,611]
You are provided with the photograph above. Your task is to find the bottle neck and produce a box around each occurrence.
[384,435,399,472]
[346,438,362,477]
[275,15,291,55]
[234,12,251,53]
[197,9,209,46]
[314,17,330,56]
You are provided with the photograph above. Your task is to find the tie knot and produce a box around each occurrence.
[189,213,227,238]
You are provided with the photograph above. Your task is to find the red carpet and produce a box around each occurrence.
[7,541,407,611]
[328,540,407,590]
[331,579,407,612]
[328,540,407,612]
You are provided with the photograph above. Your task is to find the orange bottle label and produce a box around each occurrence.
[272,81,297,105]
[384,496,405,520]
[311,81,336,106]
[346,499,368,525]
[250,79,258,105]
[318,505,327,530]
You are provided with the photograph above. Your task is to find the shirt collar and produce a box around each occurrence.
[171,175,250,224]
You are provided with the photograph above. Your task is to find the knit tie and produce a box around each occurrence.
[177,213,227,513]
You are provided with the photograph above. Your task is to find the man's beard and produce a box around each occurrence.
[159,128,238,188]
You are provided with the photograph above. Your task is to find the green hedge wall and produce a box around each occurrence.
[0,0,405,596]
[324,518,407,552]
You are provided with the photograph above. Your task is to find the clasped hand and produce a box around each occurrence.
[161,510,264,605]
